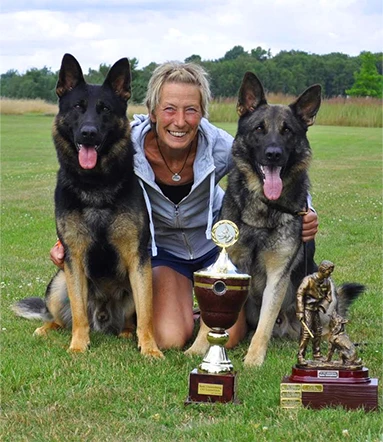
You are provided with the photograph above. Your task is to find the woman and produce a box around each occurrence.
[51,61,319,349]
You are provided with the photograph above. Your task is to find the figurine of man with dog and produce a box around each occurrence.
[295,260,362,368]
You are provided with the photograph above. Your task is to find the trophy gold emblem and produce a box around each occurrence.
[186,220,251,404]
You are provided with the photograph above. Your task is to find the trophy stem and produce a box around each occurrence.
[198,328,234,374]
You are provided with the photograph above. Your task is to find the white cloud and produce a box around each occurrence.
[73,22,101,39]
[0,0,381,74]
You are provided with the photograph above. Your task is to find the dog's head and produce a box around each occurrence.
[53,53,131,171]
[329,311,348,335]
[234,72,321,201]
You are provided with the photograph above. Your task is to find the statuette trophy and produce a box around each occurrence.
[186,220,251,404]
[281,260,378,411]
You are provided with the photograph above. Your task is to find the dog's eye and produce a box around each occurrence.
[255,124,264,132]
[102,106,110,113]
[282,125,291,134]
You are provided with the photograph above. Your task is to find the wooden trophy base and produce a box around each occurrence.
[185,368,239,404]
[281,365,378,411]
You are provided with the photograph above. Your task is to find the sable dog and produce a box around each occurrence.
[187,72,363,366]
[12,54,163,357]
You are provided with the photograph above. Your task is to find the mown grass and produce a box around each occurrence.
[1,115,382,442]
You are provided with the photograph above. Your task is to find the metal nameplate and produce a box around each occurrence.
[198,383,224,396]
[280,390,302,398]
[318,370,339,379]
[302,384,324,392]
[280,383,302,392]
[280,397,302,409]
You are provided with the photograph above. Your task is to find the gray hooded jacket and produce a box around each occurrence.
[131,114,234,260]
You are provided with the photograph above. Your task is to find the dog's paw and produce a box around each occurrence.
[184,342,209,356]
[141,347,164,359]
[118,330,134,339]
[68,338,90,353]
[243,350,266,367]
[33,326,48,337]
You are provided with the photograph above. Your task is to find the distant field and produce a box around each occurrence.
[1,115,382,441]
[210,95,382,127]
[1,95,382,127]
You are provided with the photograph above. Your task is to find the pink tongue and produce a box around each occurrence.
[78,145,98,169]
[263,166,283,200]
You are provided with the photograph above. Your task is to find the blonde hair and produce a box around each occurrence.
[144,61,211,118]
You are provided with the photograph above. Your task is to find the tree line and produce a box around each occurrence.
[1,46,382,104]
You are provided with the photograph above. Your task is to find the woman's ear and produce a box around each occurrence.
[149,111,156,124]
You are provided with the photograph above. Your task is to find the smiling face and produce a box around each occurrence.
[150,82,202,153]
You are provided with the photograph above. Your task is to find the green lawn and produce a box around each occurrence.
[1,115,382,442]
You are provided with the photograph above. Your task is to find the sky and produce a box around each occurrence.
[1,0,382,75]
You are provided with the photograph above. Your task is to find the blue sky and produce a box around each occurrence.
[1,0,382,74]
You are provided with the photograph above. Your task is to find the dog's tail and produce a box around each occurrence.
[337,283,365,317]
[11,297,53,322]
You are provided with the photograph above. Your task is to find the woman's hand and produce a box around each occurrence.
[302,210,318,242]
[50,240,65,269]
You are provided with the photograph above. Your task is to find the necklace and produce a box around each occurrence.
[156,136,192,182]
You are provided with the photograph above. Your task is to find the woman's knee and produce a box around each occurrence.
[155,320,194,349]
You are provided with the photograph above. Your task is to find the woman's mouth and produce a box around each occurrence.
[168,130,187,137]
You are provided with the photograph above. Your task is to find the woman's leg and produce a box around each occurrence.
[152,266,195,349]
[226,308,248,349]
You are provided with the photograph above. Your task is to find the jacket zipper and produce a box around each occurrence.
[174,204,194,259]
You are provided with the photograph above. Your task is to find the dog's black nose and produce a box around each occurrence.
[97,311,109,323]
[265,146,282,162]
[81,125,98,141]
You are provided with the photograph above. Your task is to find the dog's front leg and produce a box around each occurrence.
[185,319,210,356]
[129,259,164,359]
[65,260,90,352]
[245,266,291,367]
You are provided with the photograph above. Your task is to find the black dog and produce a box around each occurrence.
[13,54,163,358]
[187,72,363,366]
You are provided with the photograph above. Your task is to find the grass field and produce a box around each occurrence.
[1,115,382,441]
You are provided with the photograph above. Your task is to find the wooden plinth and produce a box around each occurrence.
[281,365,378,411]
[185,368,238,404]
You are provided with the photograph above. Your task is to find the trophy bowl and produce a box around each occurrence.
[194,269,250,374]
[194,274,249,331]
[186,221,251,404]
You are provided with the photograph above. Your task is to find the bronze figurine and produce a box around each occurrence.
[296,260,334,365]
[326,311,362,368]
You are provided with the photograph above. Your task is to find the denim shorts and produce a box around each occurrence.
[151,246,219,281]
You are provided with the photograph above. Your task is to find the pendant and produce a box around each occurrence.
[172,173,181,182]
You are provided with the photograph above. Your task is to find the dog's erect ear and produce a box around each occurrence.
[236,72,267,117]
[103,58,131,102]
[56,54,85,98]
[290,84,322,127]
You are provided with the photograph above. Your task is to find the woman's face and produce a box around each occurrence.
[151,82,202,151]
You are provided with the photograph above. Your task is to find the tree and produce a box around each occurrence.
[223,45,247,61]
[346,52,383,98]
[185,54,202,64]
[250,46,271,62]
[131,62,158,104]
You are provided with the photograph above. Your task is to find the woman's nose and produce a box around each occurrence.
[174,109,186,126]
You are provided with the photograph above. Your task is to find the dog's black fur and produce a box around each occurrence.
[187,72,364,366]
[12,54,163,357]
